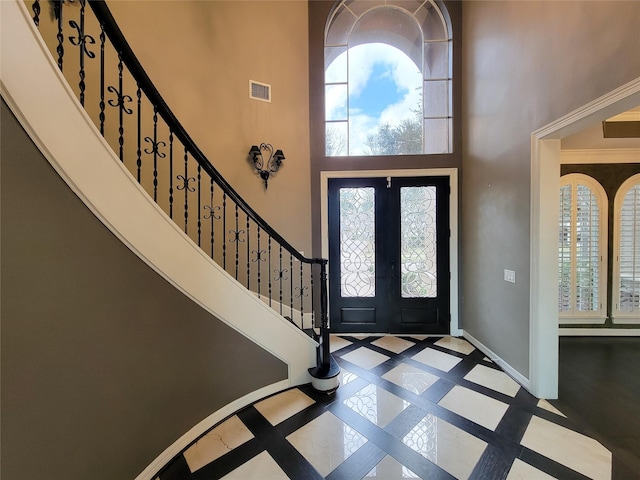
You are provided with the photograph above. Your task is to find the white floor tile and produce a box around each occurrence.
[366,455,419,479]
[184,415,254,472]
[340,368,359,385]
[464,364,521,397]
[343,384,408,426]
[434,337,476,355]
[382,363,441,395]
[411,347,462,372]
[254,389,315,426]
[221,451,289,479]
[371,336,415,354]
[506,458,557,480]
[330,335,353,353]
[341,347,390,370]
[537,399,566,417]
[402,413,487,480]
[521,416,611,480]
[286,411,367,476]
[438,385,509,431]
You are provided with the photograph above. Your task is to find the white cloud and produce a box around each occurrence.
[325,43,422,155]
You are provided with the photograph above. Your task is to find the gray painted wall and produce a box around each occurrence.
[462,1,640,375]
[0,100,287,480]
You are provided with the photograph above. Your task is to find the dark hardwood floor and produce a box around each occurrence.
[551,337,640,480]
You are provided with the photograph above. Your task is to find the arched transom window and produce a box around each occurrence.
[325,0,452,157]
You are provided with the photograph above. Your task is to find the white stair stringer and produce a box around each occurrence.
[1,2,319,478]
[0,0,316,389]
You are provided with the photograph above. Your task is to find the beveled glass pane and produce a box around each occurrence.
[619,184,640,312]
[326,46,348,83]
[326,122,348,157]
[326,84,348,121]
[424,80,448,117]
[423,118,450,154]
[340,187,375,297]
[424,41,449,79]
[415,2,447,41]
[326,5,357,46]
[401,186,437,298]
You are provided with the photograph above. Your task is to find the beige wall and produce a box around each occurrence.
[0,100,287,480]
[108,0,312,254]
[462,1,640,375]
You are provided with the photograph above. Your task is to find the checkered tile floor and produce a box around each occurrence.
[158,335,612,479]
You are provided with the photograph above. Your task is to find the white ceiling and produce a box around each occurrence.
[561,106,640,150]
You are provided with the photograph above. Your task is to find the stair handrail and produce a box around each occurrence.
[87,1,315,265]
[27,0,333,374]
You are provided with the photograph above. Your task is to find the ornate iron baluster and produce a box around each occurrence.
[246,214,251,289]
[144,106,166,201]
[233,204,240,279]
[298,262,304,325]
[168,130,174,219]
[278,245,284,315]
[98,22,105,134]
[197,164,202,246]
[208,178,214,257]
[69,0,95,106]
[222,192,227,270]
[203,184,220,260]
[290,253,294,321]
[268,236,272,307]
[54,0,64,71]
[32,0,40,26]
[256,226,262,297]
[107,52,132,161]
[176,147,194,233]
[136,85,142,182]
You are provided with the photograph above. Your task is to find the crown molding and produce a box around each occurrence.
[560,148,640,164]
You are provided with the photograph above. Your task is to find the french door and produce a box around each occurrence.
[328,176,450,334]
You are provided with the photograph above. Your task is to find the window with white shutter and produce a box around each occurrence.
[613,174,640,324]
[558,174,607,323]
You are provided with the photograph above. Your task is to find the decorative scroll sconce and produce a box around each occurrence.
[249,143,285,189]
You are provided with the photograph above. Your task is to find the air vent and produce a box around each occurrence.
[250,80,271,103]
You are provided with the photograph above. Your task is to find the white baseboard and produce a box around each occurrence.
[133,380,290,480]
[462,330,531,393]
[560,328,640,336]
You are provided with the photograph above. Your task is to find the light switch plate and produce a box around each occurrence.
[504,269,516,283]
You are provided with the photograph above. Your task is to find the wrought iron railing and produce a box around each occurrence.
[27,0,331,373]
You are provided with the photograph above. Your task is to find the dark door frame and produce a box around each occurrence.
[321,168,460,335]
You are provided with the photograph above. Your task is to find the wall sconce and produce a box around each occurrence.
[248,143,285,189]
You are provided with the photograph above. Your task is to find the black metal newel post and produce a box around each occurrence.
[319,259,330,371]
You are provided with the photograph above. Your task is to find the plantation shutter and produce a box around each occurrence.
[558,175,606,321]
[618,184,640,313]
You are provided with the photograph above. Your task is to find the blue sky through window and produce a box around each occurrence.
[349,62,405,118]
[326,43,422,155]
